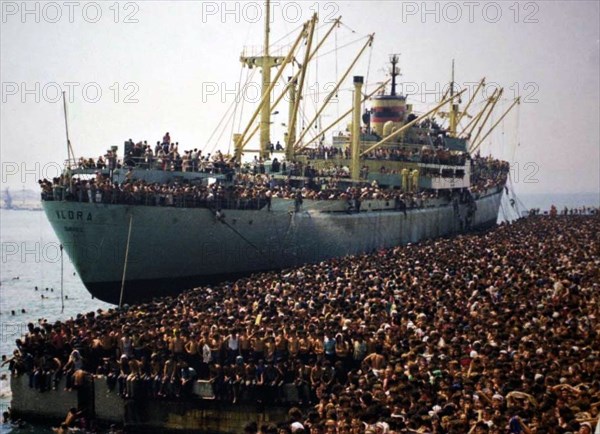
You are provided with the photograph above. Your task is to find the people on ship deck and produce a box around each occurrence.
[40,155,509,214]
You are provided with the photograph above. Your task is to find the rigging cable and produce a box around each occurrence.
[213,103,240,152]
[315,20,320,134]
[204,66,256,156]
[203,97,237,155]
[267,22,305,54]
[229,64,246,154]
[334,26,339,119]
[364,40,373,113]
[314,35,369,60]
[510,100,521,163]
[208,207,285,269]
[237,67,254,134]
[504,101,523,217]
[340,21,357,34]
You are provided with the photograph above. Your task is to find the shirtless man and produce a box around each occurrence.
[362,348,386,374]
[169,330,185,357]
[287,330,299,360]
[252,331,266,361]
[298,332,311,364]
[239,330,252,361]
[274,332,288,361]
[184,333,199,371]
[311,333,324,360]
[264,336,275,363]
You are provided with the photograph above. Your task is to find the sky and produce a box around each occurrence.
[1,0,599,197]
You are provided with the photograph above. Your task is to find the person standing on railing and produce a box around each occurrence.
[265,189,272,211]
[294,190,303,212]
[141,146,151,169]
[191,149,199,172]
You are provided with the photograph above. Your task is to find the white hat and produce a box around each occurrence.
[291,422,304,432]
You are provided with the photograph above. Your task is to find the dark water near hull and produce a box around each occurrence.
[0,191,598,433]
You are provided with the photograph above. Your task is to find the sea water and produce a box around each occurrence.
[1,209,111,433]
[0,191,598,433]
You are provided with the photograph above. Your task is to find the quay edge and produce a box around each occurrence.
[10,374,291,433]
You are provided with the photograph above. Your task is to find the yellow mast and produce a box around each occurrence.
[238,20,305,157]
[351,76,363,180]
[240,0,285,159]
[239,16,340,152]
[448,59,459,136]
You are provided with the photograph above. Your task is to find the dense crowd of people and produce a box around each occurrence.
[5,214,599,433]
[76,130,473,177]
[77,134,234,174]
[305,146,468,168]
[41,143,508,213]
[39,171,453,212]
[470,158,510,195]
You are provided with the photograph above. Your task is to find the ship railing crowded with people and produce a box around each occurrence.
[38,176,451,214]
[4,214,599,433]
[38,166,506,214]
[74,140,469,174]
[71,148,468,175]
[40,133,509,214]
[305,145,468,167]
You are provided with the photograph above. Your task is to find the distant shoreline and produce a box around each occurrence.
[0,206,42,211]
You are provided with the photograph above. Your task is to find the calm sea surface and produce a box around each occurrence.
[0,191,598,433]
[1,209,112,433]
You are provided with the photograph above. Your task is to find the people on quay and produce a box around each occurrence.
[7,214,600,433]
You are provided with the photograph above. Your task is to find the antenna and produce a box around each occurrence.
[389,53,401,96]
[450,58,455,97]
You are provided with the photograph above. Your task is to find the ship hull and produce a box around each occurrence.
[43,187,504,304]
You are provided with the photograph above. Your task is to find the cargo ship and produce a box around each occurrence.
[41,4,517,304]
